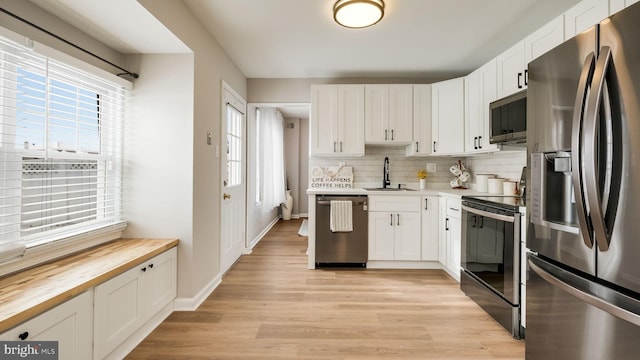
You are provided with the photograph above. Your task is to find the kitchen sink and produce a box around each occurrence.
[364,187,416,191]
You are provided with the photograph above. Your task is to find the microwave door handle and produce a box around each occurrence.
[571,52,596,249]
[584,46,613,252]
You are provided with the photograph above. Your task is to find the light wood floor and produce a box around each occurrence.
[127,219,524,359]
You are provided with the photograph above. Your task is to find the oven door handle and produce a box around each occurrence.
[461,204,514,223]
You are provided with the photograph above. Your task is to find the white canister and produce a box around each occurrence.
[475,174,496,193]
[488,178,505,194]
[503,181,518,195]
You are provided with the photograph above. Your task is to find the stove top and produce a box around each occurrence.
[462,195,525,211]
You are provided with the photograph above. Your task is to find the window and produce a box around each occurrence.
[0,35,125,257]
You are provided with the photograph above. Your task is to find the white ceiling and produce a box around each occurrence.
[28,0,581,80]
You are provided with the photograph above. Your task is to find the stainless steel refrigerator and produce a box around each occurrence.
[527,3,640,359]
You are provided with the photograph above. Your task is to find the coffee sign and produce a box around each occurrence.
[310,166,353,189]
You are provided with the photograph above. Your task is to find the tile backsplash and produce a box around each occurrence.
[309,146,527,190]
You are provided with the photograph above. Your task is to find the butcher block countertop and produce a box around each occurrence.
[0,238,179,333]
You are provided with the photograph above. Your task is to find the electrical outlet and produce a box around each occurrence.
[426,163,437,173]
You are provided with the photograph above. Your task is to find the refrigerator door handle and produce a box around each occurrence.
[571,52,596,249]
[530,257,640,327]
[584,46,613,251]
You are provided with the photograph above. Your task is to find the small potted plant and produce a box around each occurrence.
[417,169,428,190]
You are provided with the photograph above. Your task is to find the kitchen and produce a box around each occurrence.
[0,0,639,359]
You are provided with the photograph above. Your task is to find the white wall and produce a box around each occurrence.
[284,117,300,216]
[298,118,309,215]
[123,53,195,299]
[139,0,247,306]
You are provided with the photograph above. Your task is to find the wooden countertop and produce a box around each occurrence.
[0,238,179,333]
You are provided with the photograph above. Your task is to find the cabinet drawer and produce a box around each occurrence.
[446,198,462,219]
[369,196,420,212]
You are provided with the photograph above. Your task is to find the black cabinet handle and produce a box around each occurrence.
[141,267,147,272]
[478,136,482,149]
[397,213,400,226]
[385,129,388,141]
[148,263,154,269]
[524,69,528,86]
[415,142,419,153]
[18,331,29,340]
[433,141,437,153]
[517,72,523,89]
[390,213,393,226]
[425,198,428,210]
[391,129,394,141]
[340,142,343,152]
[445,218,450,231]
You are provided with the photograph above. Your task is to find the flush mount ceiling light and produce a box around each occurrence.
[333,0,385,29]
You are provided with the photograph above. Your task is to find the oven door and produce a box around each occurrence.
[461,202,520,305]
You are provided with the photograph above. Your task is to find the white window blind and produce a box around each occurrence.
[0,35,125,255]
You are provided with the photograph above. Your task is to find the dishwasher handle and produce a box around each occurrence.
[317,198,368,206]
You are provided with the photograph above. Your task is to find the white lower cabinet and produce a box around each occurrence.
[94,247,177,359]
[368,196,421,261]
[0,290,93,360]
[440,197,462,282]
[420,196,439,261]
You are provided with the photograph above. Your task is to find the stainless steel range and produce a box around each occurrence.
[460,195,525,339]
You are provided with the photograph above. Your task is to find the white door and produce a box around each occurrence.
[221,84,247,274]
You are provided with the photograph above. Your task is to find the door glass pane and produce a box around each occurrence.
[226,104,243,187]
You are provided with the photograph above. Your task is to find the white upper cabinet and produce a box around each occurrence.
[431,77,465,155]
[610,0,640,14]
[564,0,609,38]
[406,84,433,156]
[524,15,565,63]
[310,84,365,157]
[496,41,526,98]
[465,59,498,154]
[365,84,413,145]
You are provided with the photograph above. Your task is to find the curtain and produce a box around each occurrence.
[259,108,286,208]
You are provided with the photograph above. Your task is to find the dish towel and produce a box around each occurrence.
[330,200,353,233]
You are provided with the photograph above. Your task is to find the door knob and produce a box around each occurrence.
[223,193,231,200]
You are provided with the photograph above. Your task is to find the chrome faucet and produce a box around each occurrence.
[383,157,391,188]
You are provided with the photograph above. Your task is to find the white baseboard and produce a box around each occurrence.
[366,261,443,269]
[248,216,279,250]
[105,301,173,360]
[174,273,222,311]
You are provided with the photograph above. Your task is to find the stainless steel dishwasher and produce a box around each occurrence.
[315,195,368,267]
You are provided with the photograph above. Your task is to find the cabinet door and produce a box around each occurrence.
[310,85,338,156]
[524,15,564,63]
[142,247,177,318]
[368,212,395,260]
[496,41,526,98]
[387,85,413,144]
[421,196,439,261]
[564,0,608,38]
[337,85,365,156]
[406,84,432,156]
[438,197,448,263]
[446,217,462,282]
[431,77,465,154]
[610,0,640,14]
[0,291,93,360]
[464,70,483,153]
[365,85,388,143]
[394,212,421,261]
[94,265,145,360]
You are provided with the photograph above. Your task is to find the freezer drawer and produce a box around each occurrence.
[527,255,640,360]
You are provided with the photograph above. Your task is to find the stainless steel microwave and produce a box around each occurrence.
[489,90,527,144]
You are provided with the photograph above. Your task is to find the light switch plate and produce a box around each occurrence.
[426,163,437,173]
